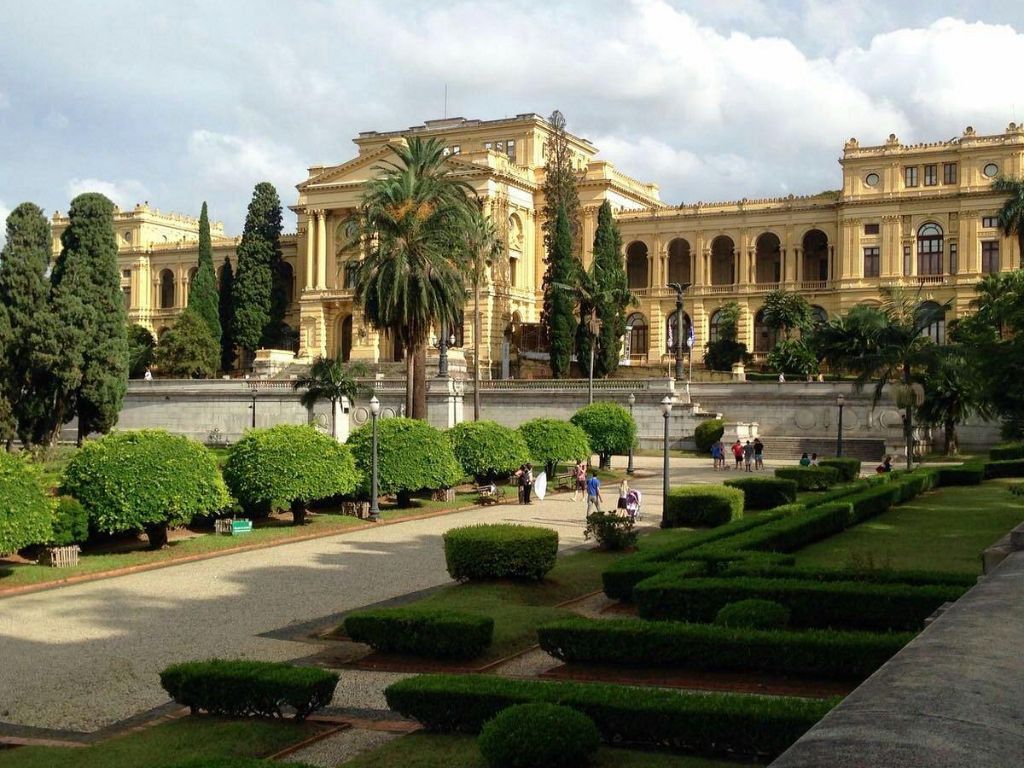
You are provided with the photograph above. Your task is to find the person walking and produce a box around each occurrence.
[711,440,722,470]
[522,463,534,504]
[515,464,525,504]
[617,478,629,511]
[572,460,587,502]
[743,440,754,472]
[732,440,744,471]
[586,471,603,515]
[753,438,764,470]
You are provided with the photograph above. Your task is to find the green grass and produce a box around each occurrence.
[0,716,323,768]
[796,481,1024,574]
[338,732,743,768]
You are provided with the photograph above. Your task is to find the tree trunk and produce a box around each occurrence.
[903,366,914,470]
[290,498,307,525]
[405,340,415,417]
[144,522,169,550]
[397,490,412,508]
[944,420,959,456]
[474,279,481,421]
[413,343,427,420]
[76,419,86,447]
[330,397,337,440]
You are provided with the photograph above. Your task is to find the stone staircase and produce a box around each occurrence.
[755,435,886,462]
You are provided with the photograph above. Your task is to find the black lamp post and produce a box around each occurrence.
[368,395,381,522]
[627,392,636,476]
[667,282,692,381]
[836,393,845,458]
[437,322,450,378]
[661,395,673,524]
[249,382,259,429]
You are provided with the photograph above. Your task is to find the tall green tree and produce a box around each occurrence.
[233,182,283,361]
[545,204,576,378]
[0,305,14,444]
[590,201,630,377]
[994,176,1024,270]
[348,136,471,418]
[0,202,62,446]
[293,357,368,439]
[761,289,813,340]
[153,308,219,378]
[187,202,221,344]
[917,347,992,455]
[218,256,236,371]
[51,193,128,445]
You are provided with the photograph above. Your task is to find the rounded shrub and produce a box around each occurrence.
[447,421,530,483]
[570,403,636,467]
[50,496,89,546]
[518,418,591,477]
[444,524,558,581]
[722,477,798,510]
[714,599,791,630]
[0,452,52,555]
[694,418,725,453]
[774,465,841,491]
[344,608,494,659]
[818,457,861,482]
[663,485,744,528]
[584,511,638,551]
[61,430,229,548]
[224,424,358,523]
[478,702,600,768]
[348,417,463,506]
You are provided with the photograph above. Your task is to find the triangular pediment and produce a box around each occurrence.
[297,142,405,190]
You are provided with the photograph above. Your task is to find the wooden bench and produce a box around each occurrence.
[555,472,576,491]
[475,485,506,505]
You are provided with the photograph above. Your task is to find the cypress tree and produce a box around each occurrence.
[218,256,236,372]
[51,193,128,444]
[0,202,63,446]
[0,305,14,444]
[592,201,629,377]
[188,202,221,343]
[232,182,283,360]
[546,205,576,378]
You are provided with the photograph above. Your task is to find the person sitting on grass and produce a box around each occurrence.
[799,452,811,467]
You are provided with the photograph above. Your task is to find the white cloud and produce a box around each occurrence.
[0,200,10,227]
[185,129,306,196]
[65,178,150,209]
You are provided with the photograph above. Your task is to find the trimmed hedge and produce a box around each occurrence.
[663,485,744,528]
[537,616,912,680]
[983,459,1024,479]
[845,484,901,524]
[774,466,841,490]
[715,599,790,629]
[693,419,725,453]
[478,702,599,768]
[0,452,52,555]
[818,457,861,482]
[385,673,834,759]
[446,421,531,483]
[444,524,558,581]
[159,660,338,720]
[634,575,963,631]
[344,608,494,659]
[518,419,591,476]
[697,503,850,559]
[719,561,977,589]
[990,443,1024,461]
[722,477,798,510]
[936,465,985,486]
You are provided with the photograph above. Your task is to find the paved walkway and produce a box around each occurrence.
[0,455,802,736]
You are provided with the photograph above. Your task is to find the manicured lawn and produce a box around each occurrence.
[796,481,1024,574]
[338,732,743,768]
[0,716,324,768]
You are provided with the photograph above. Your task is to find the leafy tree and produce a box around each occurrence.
[590,201,630,378]
[967,271,1024,340]
[127,324,155,378]
[703,339,749,372]
[0,452,52,554]
[813,288,947,469]
[715,301,741,342]
[293,357,368,439]
[0,306,15,444]
[570,403,636,468]
[544,205,576,377]
[218,256,236,371]
[518,418,591,477]
[917,347,992,455]
[233,182,283,360]
[0,202,65,446]
[767,338,818,377]
[348,137,470,418]
[51,193,128,445]
[994,176,1024,271]
[187,202,222,344]
[761,290,813,340]
[154,309,219,378]
[447,421,531,483]
[223,424,359,524]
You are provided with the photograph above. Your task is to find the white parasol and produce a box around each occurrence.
[534,471,547,500]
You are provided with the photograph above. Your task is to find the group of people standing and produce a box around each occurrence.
[711,438,764,471]
[514,463,534,504]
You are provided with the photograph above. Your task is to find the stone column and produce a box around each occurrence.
[304,212,315,290]
[795,246,803,283]
[316,210,327,289]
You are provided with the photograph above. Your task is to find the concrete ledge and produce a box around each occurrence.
[771,551,1024,768]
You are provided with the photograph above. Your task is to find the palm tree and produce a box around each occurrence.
[456,201,505,421]
[969,271,1024,340]
[994,176,1024,271]
[814,288,948,469]
[344,137,472,418]
[917,348,992,455]
[293,357,367,439]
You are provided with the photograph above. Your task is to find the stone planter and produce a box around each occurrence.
[432,488,456,502]
[41,545,80,568]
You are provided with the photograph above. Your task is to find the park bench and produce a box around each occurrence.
[476,485,506,505]
[555,472,575,491]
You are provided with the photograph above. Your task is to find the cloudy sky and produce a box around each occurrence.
[2,0,1024,233]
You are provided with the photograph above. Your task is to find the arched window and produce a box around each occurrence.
[810,305,828,326]
[755,233,782,284]
[710,236,735,285]
[917,223,943,276]
[753,309,778,353]
[625,242,649,289]
[159,269,175,309]
[338,315,353,362]
[624,312,648,362]
[708,310,722,344]
[667,238,691,285]
[919,301,946,344]
[802,229,829,282]
[451,311,465,348]
[665,310,692,353]
[188,266,198,287]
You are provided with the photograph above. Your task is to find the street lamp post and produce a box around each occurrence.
[368,395,381,522]
[437,322,449,379]
[627,392,636,476]
[249,382,259,429]
[667,282,692,382]
[836,393,845,458]
[661,395,673,524]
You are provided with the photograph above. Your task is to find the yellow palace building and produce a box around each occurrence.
[50,114,1024,374]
